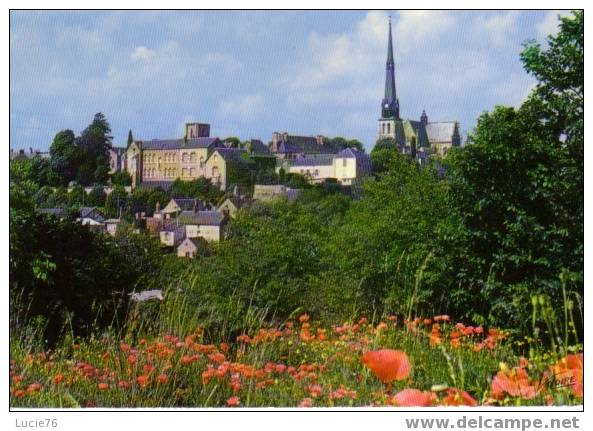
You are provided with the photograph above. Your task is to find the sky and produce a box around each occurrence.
[10,10,571,152]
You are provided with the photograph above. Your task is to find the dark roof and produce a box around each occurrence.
[277,139,337,155]
[139,137,220,151]
[336,148,372,174]
[248,139,271,155]
[166,198,210,212]
[161,223,185,234]
[212,148,248,163]
[177,210,226,226]
[289,155,334,167]
[80,207,104,222]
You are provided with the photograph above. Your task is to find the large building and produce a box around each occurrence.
[377,18,461,157]
[277,148,371,185]
[124,122,248,190]
[269,132,336,160]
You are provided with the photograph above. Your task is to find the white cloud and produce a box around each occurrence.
[219,94,265,122]
[537,10,571,39]
[473,11,520,48]
[130,46,156,62]
[393,10,457,52]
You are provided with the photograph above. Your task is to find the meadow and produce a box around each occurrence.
[9,299,583,408]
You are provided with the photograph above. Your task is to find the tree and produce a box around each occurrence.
[445,11,583,329]
[49,129,80,185]
[373,137,397,152]
[111,171,132,186]
[223,137,241,148]
[76,113,113,185]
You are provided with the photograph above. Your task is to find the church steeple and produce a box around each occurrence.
[381,16,399,119]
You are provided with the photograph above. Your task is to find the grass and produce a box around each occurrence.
[9,306,583,408]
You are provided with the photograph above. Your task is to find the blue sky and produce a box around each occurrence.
[10,10,570,151]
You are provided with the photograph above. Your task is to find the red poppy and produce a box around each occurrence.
[227,396,240,407]
[491,367,536,399]
[440,388,477,406]
[98,382,109,390]
[362,349,411,383]
[550,353,583,398]
[157,374,168,384]
[393,389,436,407]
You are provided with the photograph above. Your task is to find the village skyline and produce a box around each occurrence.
[9,10,568,152]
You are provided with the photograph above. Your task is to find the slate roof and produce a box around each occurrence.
[80,207,105,222]
[425,122,458,144]
[248,139,271,155]
[212,148,249,163]
[289,154,335,167]
[138,137,220,151]
[277,138,337,155]
[164,198,209,212]
[336,148,372,173]
[177,210,226,226]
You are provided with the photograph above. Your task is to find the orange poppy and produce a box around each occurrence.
[393,389,436,407]
[440,388,477,406]
[362,349,411,383]
[491,367,536,400]
[550,353,583,398]
[98,382,109,391]
[227,396,240,407]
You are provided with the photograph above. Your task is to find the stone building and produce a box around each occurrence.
[125,122,247,190]
[376,18,461,157]
[269,132,335,160]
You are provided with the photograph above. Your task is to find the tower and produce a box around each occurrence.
[381,16,399,120]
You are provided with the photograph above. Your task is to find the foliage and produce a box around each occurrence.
[169,178,223,203]
[9,202,164,344]
[444,11,583,331]
[110,171,132,186]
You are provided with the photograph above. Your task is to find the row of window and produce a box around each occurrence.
[143,152,206,164]
[381,122,392,135]
[143,166,221,179]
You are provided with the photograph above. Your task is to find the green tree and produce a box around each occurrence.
[111,171,132,186]
[76,113,113,185]
[445,11,583,329]
[49,129,80,185]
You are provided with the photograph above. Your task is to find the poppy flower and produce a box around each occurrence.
[52,374,64,384]
[362,349,411,383]
[393,389,436,407]
[13,389,26,398]
[137,374,149,388]
[550,353,583,398]
[440,388,477,406]
[491,367,536,399]
[227,396,240,407]
[299,397,313,407]
[157,374,168,384]
[98,382,109,390]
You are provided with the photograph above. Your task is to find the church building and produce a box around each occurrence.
[377,18,461,157]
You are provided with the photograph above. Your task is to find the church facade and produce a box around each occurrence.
[377,18,461,157]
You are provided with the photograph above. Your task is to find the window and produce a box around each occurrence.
[387,123,391,134]
[190,152,196,162]
[189,168,195,177]
[342,158,347,167]
[382,123,385,134]
[182,153,188,163]
[199,156,205,168]
[212,166,219,179]
[314,169,319,176]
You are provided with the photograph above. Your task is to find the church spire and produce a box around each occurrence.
[381,15,399,119]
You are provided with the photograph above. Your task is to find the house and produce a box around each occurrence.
[277,148,371,185]
[176,210,227,242]
[217,196,249,218]
[77,207,105,226]
[245,139,271,156]
[269,132,338,160]
[252,185,301,202]
[104,219,121,236]
[159,224,185,247]
[159,198,212,218]
[204,148,249,191]
[177,237,207,258]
